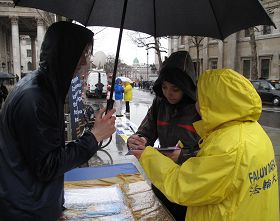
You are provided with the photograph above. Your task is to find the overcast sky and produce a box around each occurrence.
[88,27,168,65]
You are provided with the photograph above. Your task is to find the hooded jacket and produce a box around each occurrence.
[124,82,132,102]
[114,78,124,100]
[136,51,200,163]
[0,22,96,221]
[140,69,279,221]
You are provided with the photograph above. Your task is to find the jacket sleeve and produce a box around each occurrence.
[14,92,99,182]
[136,98,158,146]
[140,146,236,206]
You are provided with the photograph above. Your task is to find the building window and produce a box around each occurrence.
[260,58,270,79]
[244,29,250,37]
[26,38,31,45]
[209,59,218,69]
[263,25,272,35]
[243,59,251,78]
[27,61,32,71]
[27,49,32,58]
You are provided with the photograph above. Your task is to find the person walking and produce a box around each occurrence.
[0,82,8,109]
[0,21,116,221]
[127,51,200,220]
[114,78,124,117]
[124,81,132,115]
[0,82,8,101]
[131,69,279,221]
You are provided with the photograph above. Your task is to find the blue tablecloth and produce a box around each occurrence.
[64,163,139,181]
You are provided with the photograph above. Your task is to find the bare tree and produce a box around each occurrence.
[189,36,205,78]
[104,54,116,74]
[128,32,167,70]
[104,55,131,77]
[249,27,258,80]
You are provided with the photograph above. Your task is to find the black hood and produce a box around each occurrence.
[153,51,197,104]
[39,21,93,102]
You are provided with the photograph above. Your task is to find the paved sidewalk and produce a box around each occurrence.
[262,126,280,192]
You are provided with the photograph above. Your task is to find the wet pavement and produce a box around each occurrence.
[87,88,280,196]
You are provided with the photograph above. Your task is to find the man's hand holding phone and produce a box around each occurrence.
[127,134,147,150]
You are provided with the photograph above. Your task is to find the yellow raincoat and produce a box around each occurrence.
[140,69,279,221]
[124,82,133,101]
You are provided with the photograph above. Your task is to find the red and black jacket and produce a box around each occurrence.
[137,97,200,164]
[136,51,200,164]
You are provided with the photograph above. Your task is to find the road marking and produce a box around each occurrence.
[263,107,280,113]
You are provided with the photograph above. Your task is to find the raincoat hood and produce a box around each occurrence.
[115,78,122,85]
[39,21,93,102]
[194,69,262,137]
[153,51,196,103]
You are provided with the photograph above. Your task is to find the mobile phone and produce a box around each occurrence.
[155,146,180,151]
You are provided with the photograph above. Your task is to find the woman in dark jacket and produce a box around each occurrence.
[0,22,116,221]
[128,51,200,220]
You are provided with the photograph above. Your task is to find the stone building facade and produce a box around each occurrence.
[168,0,280,80]
[131,57,153,81]
[0,0,54,78]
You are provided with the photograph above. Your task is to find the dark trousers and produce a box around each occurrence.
[152,184,187,221]
[125,101,130,113]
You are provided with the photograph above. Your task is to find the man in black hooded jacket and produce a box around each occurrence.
[0,22,116,221]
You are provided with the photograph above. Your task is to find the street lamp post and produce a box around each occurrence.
[146,48,149,81]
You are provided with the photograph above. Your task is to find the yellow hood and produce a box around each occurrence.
[193,69,262,138]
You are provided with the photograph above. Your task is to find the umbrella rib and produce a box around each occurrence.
[85,0,97,26]
[108,0,128,101]
[153,0,157,38]
[208,0,224,40]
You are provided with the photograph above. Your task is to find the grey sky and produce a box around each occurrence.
[89,27,167,65]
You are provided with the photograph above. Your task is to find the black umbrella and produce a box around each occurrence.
[0,72,15,80]
[14,0,275,110]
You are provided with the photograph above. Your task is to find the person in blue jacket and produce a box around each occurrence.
[0,21,116,221]
[114,78,124,117]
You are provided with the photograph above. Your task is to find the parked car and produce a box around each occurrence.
[250,80,280,106]
[267,79,280,90]
[86,70,108,98]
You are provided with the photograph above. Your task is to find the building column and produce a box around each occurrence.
[168,37,173,55]
[226,33,237,69]
[202,38,209,73]
[218,40,224,68]
[0,26,5,72]
[174,36,179,51]
[36,18,45,68]
[10,16,21,79]
[30,35,36,70]
[185,37,190,52]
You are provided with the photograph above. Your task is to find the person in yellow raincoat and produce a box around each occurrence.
[124,81,133,115]
[131,69,279,221]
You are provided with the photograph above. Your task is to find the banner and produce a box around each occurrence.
[68,75,84,140]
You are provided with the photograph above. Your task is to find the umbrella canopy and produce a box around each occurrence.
[13,0,275,111]
[0,72,15,80]
[116,76,133,83]
[14,0,275,40]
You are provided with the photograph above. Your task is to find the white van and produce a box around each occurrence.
[86,70,108,98]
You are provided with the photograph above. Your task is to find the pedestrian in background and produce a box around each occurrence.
[127,51,200,220]
[124,81,132,115]
[114,78,124,117]
[0,21,116,221]
[131,69,279,221]
[0,82,8,109]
